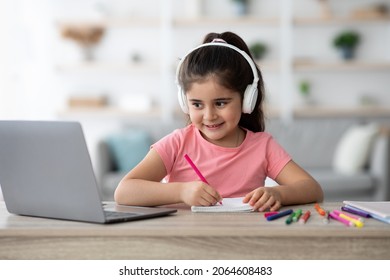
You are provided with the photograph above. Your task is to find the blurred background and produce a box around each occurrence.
[1,0,390,201]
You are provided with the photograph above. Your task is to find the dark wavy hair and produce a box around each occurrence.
[178,31,265,132]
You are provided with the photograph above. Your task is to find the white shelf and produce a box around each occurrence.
[57,17,160,28]
[294,60,390,72]
[58,107,161,120]
[173,16,280,27]
[255,60,280,72]
[55,62,159,74]
[294,14,390,25]
[258,60,390,72]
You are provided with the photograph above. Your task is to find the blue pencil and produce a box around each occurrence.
[266,209,293,221]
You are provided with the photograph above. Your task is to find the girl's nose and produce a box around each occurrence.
[203,106,217,120]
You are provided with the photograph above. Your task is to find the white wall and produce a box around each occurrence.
[1,0,389,121]
[1,0,389,200]
[0,0,62,119]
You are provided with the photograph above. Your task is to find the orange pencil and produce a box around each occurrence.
[314,203,326,216]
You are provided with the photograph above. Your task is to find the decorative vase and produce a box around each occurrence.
[81,45,95,61]
[232,1,249,16]
[340,46,355,60]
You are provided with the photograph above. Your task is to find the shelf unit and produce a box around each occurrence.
[293,14,390,25]
[54,0,390,121]
[172,16,280,27]
[293,60,390,72]
[55,12,167,121]
[55,61,160,74]
[58,107,161,120]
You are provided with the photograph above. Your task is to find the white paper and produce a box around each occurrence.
[191,197,253,213]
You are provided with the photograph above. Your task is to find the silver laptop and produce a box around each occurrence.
[0,120,176,223]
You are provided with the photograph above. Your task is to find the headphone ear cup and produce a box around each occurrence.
[242,84,258,114]
[177,87,189,114]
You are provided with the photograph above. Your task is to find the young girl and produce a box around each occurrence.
[114,31,323,212]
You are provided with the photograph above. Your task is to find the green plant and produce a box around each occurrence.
[249,42,267,60]
[299,80,310,97]
[333,30,360,49]
[333,30,361,60]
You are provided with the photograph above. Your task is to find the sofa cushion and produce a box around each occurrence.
[333,123,379,174]
[106,130,151,173]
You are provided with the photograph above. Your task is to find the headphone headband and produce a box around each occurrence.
[175,42,259,114]
[175,42,259,86]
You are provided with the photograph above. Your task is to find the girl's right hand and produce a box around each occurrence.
[180,181,222,206]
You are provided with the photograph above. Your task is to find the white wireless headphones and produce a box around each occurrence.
[175,40,259,114]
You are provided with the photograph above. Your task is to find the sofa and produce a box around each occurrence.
[96,117,390,202]
[95,122,182,201]
[266,118,390,202]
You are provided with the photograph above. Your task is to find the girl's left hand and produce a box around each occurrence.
[243,187,282,212]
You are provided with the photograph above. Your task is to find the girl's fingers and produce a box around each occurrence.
[257,196,275,212]
[252,191,270,209]
[248,189,264,206]
[269,201,281,212]
[202,184,222,204]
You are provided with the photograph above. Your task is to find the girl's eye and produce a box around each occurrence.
[216,101,227,107]
[191,102,203,109]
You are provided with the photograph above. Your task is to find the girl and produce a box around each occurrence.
[114,32,323,211]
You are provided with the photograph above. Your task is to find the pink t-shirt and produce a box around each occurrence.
[152,124,291,198]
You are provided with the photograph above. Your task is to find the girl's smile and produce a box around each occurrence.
[205,123,224,129]
[186,77,244,147]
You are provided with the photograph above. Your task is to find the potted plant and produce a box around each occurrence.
[298,80,313,105]
[333,30,360,60]
[249,42,267,60]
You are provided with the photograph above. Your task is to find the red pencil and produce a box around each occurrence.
[299,210,311,224]
[264,211,279,218]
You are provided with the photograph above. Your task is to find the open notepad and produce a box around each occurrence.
[191,197,253,213]
[343,200,390,218]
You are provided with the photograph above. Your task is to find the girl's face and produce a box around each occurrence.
[186,77,243,147]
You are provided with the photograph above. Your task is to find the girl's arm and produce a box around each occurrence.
[114,148,222,206]
[244,160,323,211]
[273,160,323,205]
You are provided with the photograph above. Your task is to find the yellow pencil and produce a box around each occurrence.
[339,213,364,228]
